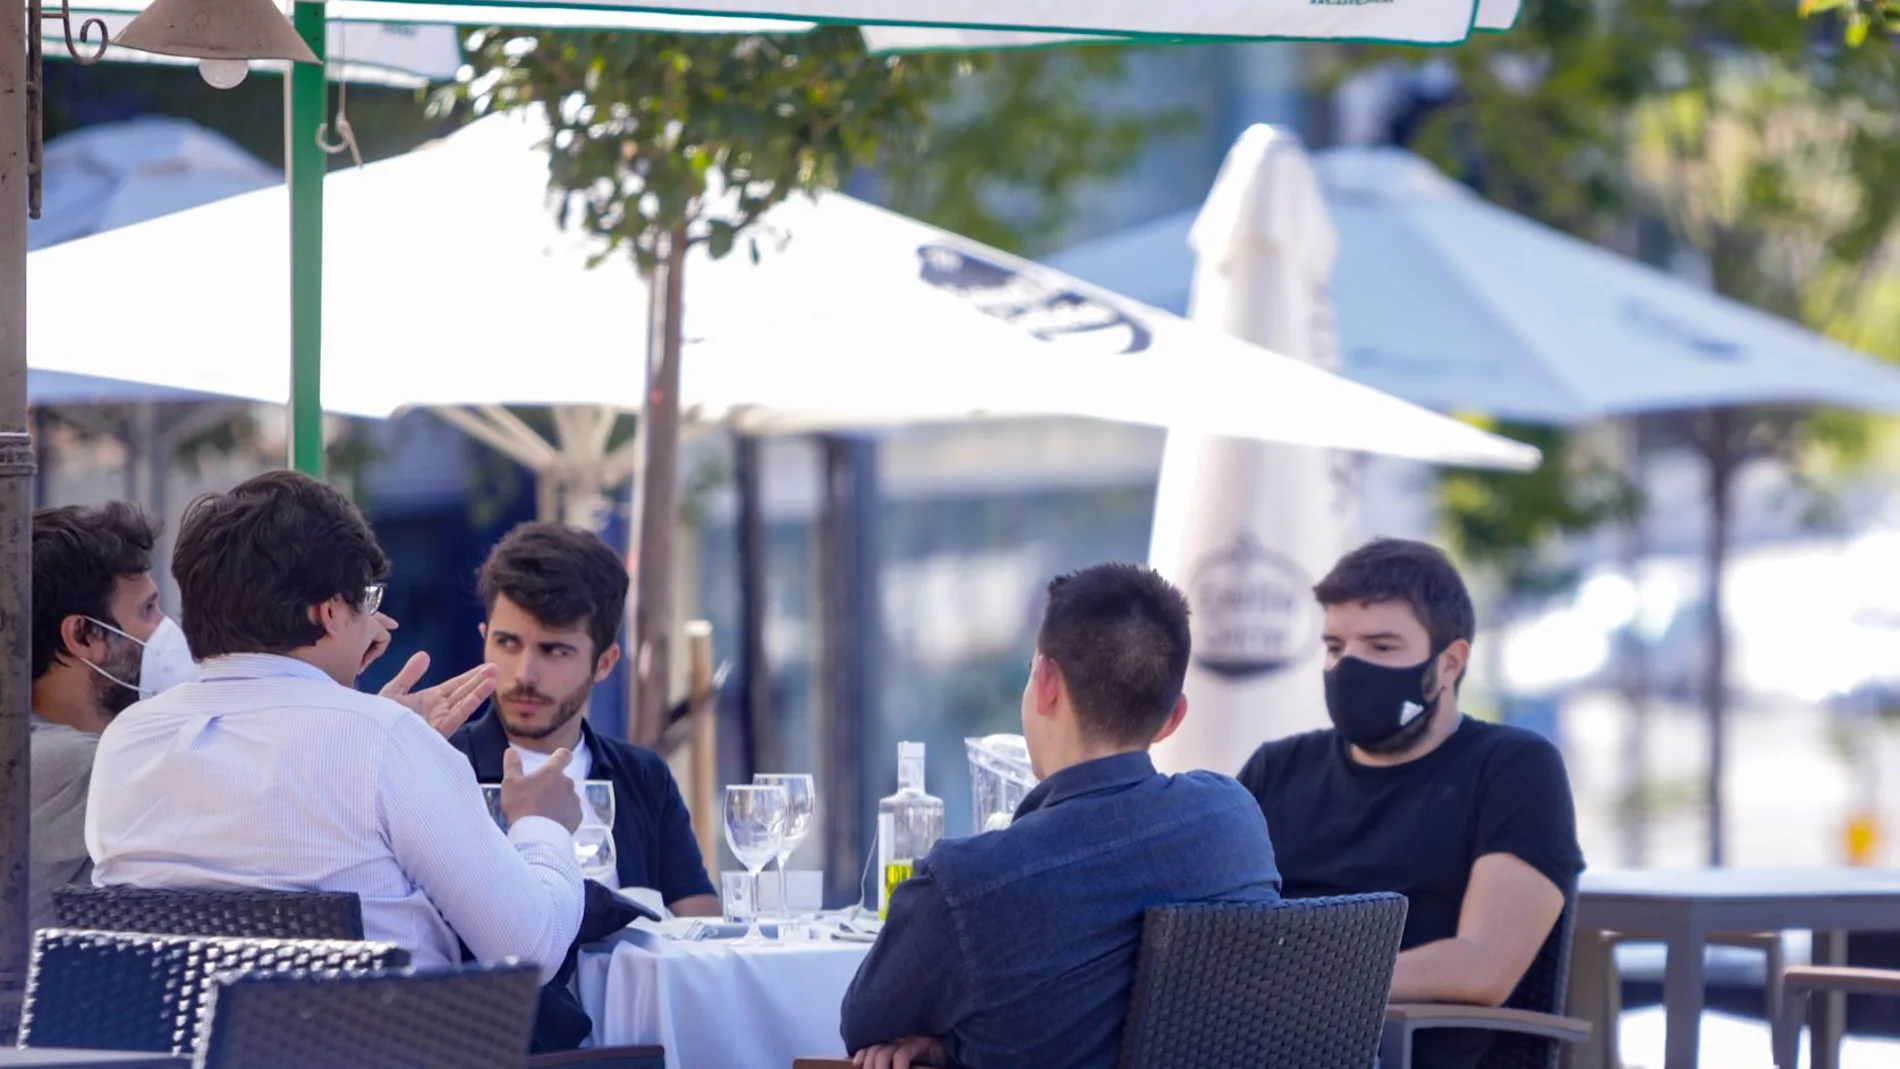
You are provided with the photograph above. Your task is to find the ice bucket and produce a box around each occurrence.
[965,734,1038,834]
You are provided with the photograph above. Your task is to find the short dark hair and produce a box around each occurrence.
[477,522,628,659]
[171,470,389,658]
[1035,562,1192,747]
[31,503,160,681]
[1313,539,1476,652]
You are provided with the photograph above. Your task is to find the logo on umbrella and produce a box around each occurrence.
[1622,299,1742,361]
[1188,532,1321,679]
[915,244,1153,356]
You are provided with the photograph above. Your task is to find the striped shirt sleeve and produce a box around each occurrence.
[376,711,584,983]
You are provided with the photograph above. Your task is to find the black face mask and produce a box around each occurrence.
[1323,654,1439,751]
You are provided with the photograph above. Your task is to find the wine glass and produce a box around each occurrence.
[581,780,616,828]
[752,773,815,921]
[723,784,788,946]
[574,824,617,881]
[480,785,508,831]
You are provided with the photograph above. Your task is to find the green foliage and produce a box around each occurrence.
[441,29,1176,266]
[874,47,1194,255]
[442,27,961,273]
[1339,0,1900,577]
[1438,421,1640,595]
[1799,0,1899,49]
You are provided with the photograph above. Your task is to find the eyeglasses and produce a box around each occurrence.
[361,583,386,616]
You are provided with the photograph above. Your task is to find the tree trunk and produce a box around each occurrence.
[1616,417,1651,868]
[1699,408,1740,868]
[630,231,687,748]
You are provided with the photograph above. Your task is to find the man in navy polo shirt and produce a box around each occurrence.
[451,522,720,918]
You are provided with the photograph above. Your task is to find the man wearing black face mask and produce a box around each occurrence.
[1237,539,1584,1069]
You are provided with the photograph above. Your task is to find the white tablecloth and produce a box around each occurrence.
[577,931,872,1069]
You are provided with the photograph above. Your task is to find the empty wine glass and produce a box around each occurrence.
[480,785,508,831]
[723,784,788,946]
[752,773,815,921]
[581,780,616,827]
[574,824,617,881]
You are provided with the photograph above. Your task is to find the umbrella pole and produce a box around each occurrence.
[286,1,326,476]
[0,0,32,1029]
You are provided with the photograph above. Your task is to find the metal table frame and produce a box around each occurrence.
[1573,869,1900,1069]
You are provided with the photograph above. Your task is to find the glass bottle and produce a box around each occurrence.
[876,740,944,918]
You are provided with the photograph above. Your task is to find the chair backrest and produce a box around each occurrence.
[18,928,409,1054]
[1117,893,1407,1069]
[54,885,365,940]
[1478,890,1578,1069]
[197,963,541,1069]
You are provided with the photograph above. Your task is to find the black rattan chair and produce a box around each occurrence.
[797,893,1408,1069]
[54,884,660,1069]
[1381,891,1591,1069]
[53,885,365,940]
[1117,893,1408,1069]
[18,928,409,1054]
[198,962,541,1069]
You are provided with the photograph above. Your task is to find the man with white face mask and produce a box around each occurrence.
[28,502,169,930]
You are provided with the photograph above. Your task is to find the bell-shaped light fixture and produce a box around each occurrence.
[113,0,320,90]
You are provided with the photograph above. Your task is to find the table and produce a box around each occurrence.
[1574,868,1900,1069]
[577,930,873,1069]
[0,1052,188,1068]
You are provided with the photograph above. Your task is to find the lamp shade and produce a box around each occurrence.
[114,0,320,63]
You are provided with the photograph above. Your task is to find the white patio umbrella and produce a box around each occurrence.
[30,117,279,250]
[1046,142,1900,866]
[1047,147,1900,422]
[856,0,1523,51]
[26,112,1537,514]
[1147,125,1351,777]
[318,0,1515,46]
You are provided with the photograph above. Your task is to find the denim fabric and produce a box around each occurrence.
[841,751,1284,1069]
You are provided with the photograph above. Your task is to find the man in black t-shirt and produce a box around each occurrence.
[1237,539,1584,1069]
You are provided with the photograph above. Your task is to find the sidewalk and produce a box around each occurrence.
[1617,1006,1900,1068]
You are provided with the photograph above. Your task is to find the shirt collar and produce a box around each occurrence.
[196,652,338,684]
[466,708,609,781]
[1013,750,1157,820]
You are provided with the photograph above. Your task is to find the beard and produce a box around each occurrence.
[497,679,592,741]
[93,639,144,720]
[1356,663,1443,758]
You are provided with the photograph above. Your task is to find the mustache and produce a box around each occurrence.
[500,685,549,702]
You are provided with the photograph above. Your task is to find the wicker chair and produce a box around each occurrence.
[53,885,366,940]
[197,962,542,1069]
[1381,892,1592,1069]
[797,892,1408,1069]
[18,928,409,1054]
[54,883,658,1068]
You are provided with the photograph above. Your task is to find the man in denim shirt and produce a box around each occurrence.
[842,563,1283,1069]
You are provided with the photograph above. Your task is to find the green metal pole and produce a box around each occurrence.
[287,2,326,476]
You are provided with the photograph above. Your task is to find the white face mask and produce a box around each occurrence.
[84,614,198,699]
[138,616,199,697]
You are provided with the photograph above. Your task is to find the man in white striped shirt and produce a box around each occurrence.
[87,470,586,983]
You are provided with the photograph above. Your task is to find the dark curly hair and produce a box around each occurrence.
[171,470,390,657]
[31,502,160,682]
[477,522,628,659]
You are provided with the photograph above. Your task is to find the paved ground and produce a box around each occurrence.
[1617,1007,1900,1069]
